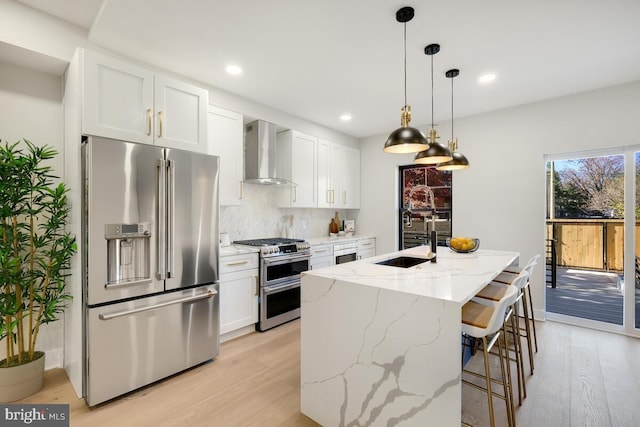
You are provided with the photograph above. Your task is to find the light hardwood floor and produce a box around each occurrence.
[16,319,640,426]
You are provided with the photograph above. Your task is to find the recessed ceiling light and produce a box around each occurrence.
[225,64,243,75]
[478,73,496,84]
[340,114,352,122]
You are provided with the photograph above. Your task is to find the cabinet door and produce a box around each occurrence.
[341,146,361,208]
[290,131,317,207]
[208,105,243,205]
[219,269,259,335]
[154,74,208,152]
[82,50,154,144]
[329,142,343,206]
[317,139,333,208]
[358,248,375,260]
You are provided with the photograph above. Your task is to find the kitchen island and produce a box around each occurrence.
[300,246,518,426]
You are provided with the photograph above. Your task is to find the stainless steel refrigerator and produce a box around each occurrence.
[81,136,220,406]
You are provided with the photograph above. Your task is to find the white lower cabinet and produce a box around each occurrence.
[358,238,376,260]
[310,244,333,269]
[219,252,259,341]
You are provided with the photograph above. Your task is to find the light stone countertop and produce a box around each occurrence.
[306,234,375,245]
[219,245,260,257]
[303,245,518,305]
[300,244,519,426]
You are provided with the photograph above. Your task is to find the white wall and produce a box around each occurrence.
[359,80,640,318]
[0,60,65,369]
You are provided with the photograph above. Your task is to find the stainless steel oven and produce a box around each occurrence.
[260,253,309,330]
[233,238,310,331]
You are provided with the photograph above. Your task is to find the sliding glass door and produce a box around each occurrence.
[545,148,640,335]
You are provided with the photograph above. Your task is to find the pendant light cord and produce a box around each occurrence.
[451,73,454,140]
[403,23,407,107]
[430,54,434,128]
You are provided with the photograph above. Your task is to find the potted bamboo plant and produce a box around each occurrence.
[0,140,76,402]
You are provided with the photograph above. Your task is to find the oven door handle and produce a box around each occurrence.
[263,282,300,294]
[262,254,310,265]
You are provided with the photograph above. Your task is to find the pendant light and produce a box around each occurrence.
[383,7,430,154]
[436,69,470,171]
[414,44,453,164]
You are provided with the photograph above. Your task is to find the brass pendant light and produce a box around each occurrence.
[414,44,453,164]
[383,7,430,154]
[436,68,470,171]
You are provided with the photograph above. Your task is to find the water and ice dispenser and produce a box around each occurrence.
[105,223,151,285]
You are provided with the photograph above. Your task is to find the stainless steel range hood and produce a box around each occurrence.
[244,120,290,185]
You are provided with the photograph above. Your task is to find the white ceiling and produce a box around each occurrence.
[16,0,640,138]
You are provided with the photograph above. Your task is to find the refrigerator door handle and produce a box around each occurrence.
[157,159,167,280]
[98,289,216,321]
[167,159,175,278]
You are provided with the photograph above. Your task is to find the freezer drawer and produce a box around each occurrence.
[85,285,219,406]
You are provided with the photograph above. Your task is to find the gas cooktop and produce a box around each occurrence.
[233,238,304,246]
[233,238,310,257]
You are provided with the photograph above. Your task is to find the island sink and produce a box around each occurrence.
[375,256,429,268]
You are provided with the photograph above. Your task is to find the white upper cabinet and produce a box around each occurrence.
[207,105,244,206]
[317,139,360,209]
[82,50,208,152]
[153,74,208,152]
[82,50,154,144]
[277,130,317,208]
[341,146,361,209]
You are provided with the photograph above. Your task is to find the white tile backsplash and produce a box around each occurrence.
[220,183,358,241]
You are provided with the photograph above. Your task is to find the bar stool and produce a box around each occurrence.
[492,260,538,375]
[462,285,518,427]
[475,271,529,406]
[503,255,540,353]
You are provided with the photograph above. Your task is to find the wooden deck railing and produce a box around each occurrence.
[546,219,640,272]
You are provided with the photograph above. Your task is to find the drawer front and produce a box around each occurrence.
[220,253,259,274]
[358,238,376,250]
[311,244,333,257]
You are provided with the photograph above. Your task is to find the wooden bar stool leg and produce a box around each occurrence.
[520,290,535,375]
[526,284,538,352]
[509,308,526,404]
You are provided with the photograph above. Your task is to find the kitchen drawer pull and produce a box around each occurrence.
[98,290,216,321]
[225,260,249,266]
[254,276,259,296]
[361,242,372,246]
[315,249,328,253]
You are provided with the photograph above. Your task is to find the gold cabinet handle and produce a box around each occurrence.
[225,260,248,266]
[343,190,347,205]
[147,108,152,136]
[332,189,335,203]
[254,276,259,296]
[158,111,163,137]
[240,181,243,199]
[326,189,331,204]
[293,185,297,203]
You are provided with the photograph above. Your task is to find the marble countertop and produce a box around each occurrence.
[306,235,375,245]
[219,245,260,257]
[303,245,518,304]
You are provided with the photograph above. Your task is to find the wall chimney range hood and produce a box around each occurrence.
[244,120,291,185]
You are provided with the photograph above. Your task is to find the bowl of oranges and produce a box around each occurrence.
[446,237,479,253]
